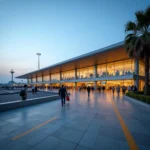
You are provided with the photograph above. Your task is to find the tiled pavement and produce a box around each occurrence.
[0,90,150,150]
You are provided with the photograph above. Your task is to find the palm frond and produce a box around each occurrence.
[125,33,135,40]
[144,32,150,44]
[124,33,138,58]
[145,6,150,25]
[135,11,147,31]
[125,21,137,33]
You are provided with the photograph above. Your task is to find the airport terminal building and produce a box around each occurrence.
[17,42,145,90]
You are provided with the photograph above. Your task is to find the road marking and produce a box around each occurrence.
[111,97,138,150]
[12,117,57,141]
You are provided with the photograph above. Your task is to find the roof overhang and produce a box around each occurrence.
[16,41,127,79]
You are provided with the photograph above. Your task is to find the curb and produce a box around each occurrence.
[124,95,150,109]
[0,90,32,95]
[0,95,60,112]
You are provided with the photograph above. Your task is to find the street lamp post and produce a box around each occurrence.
[10,69,14,85]
[36,53,41,70]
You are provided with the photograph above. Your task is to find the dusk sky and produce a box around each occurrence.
[0,0,149,83]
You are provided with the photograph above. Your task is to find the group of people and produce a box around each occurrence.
[111,85,137,95]
[86,85,138,96]
[87,86,105,97]
[97,86,106,92]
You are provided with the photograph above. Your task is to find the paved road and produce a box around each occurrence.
[0,91,150,150]
[0,91,57,103]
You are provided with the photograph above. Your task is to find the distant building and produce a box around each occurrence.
[16,42,145,90]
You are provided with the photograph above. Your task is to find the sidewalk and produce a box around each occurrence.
[0,91,150,150]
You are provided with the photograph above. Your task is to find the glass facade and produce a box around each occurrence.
[77,66,94,79]
[27,79,31,83]
[32,78,36,83]
[51,73,60,81]
[107,63,115,77]
[97,64,107,77]
[37,76,42,82]
[97,59,134,78]
[123,59,134,75]
[115,61,123,76]
[28,59,144,90]
[61,70,75,80]
[43,75,50,82]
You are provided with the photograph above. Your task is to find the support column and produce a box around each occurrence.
[49,74,51,82]
[42,74,44,83]
[94,81,97,90]
[134,58,139,90]
[60,72,62,80]
[36,76,37,83]
[94,65,97,78]
[31,77,33,84]
[75,68,77,79]
[74,82,77,90]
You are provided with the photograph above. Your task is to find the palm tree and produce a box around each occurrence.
[124,6,150,95]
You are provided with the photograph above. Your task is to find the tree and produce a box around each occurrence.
[124,6,150,95]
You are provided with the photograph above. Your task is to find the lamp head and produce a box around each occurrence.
[36,53,41,56]
[10,69,14,73]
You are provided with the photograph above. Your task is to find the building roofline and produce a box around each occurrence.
[16,41,124,78]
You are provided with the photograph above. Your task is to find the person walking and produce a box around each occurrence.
[59,85,68,107]
[102,86,105,92]
[20,84,28,100]
[98,86,101,92]
[122,86,126,94]
[87,86,91,97]
[116,85,120,95]
[112,86,115,94]
[32,85,35,94]
[35,85,37,93]
[128,85,131,92]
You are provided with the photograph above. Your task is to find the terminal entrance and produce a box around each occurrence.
[97,80,134,90]
[61,82,74,89]
[77,82,94,90]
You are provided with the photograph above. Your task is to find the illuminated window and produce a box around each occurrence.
[107,62,115,77]
[97,64,106,77]
[43,75,50,82]
[37,76,42,82]
[123,59,133,75]
[27,79,31,83]
[32,78,36,83]
[51,73,60,81]
[114,61,123,76]
[77,67,94,79]
[61,70,75,80]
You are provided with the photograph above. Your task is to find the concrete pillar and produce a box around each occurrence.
[94,65,97,78]
[134,58,139,90]
[49,73,51,82]
[75,69,77,79]
[74,82,77,90]
[36,76,37,83]
[94,81,97,90]
[42,74,43,83]
[60,72,62,80]
[31,77,33,84]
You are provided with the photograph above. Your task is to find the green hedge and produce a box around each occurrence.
[126,92,150,104]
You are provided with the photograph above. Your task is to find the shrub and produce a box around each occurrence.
[126,92,150,104]
[134,91,144,94]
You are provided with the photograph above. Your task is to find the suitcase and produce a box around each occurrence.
[66,95,70,101]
